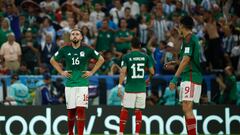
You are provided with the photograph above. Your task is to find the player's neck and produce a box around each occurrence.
[132,48,139,51]
[72,43,81,49]
[183,31,192,38]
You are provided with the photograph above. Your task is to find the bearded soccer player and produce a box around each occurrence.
[50,29,104,135]
[166,16,202,135]
[118,37,154,135]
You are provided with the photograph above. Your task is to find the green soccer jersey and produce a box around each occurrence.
[121,51,153,92]
[180,34,203,84]
[53,45,100,87]
[96,30,114,52]
[115,30,133,52]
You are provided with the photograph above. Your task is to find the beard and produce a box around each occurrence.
[72,39,79,44]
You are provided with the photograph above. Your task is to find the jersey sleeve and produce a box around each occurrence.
[53,47,64,62]
[121,55,127,68]
[183,41,194,57]
[146,55,153,68]
[89,48,100,59]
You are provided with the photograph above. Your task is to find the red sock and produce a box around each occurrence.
[185,117,196,135]
[67,109,76,135]
[119,108,128,133]
[76,107,85,135]
[135,109,142,134]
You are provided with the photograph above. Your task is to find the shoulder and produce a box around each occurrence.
[1,42,8,48]
[81,44,94,50]
[191,34,199,41]
[60,45,71,50]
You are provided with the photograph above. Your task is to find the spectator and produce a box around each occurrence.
[216,66,237,104]
[162,42,176,74]
[162,0,175,17]
[34,73,60,105]
[4,2,21,41]
[90,3,105,25]
[21,29,40,73]
[138,15,148,47]
[80,0,95,14]
[0,17,11,47]
[150,2,169,43]
[4,74,30,105]
[204,11,224,69]
[78,12,96,37]
[108,85,124,106]
[0,32,21,71]
[123,0,140,18]
[159,86,177,106]
[114,18,133,54]
[19,14,28,34]
[39,34,58,71]
[124,7,138,33]
[172,1,187,17]
[147,37,166,75]
[109,0,124,25]
[99,51,114,75]
[95,18,114,52]
[52,77,65,104]
[38,17,56,45]
[81,26,93,46]
[60,16,77,33]
[179,0,196,14]
[96,16,118,30]
[138,4,151,24]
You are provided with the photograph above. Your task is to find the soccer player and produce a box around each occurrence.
[50,28,104,135]
[118,37,154,135]
[167,16,202,135]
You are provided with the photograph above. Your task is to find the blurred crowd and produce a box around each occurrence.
[0,0,240,106]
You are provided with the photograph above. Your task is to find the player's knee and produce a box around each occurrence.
[182,101,193,113]
[121,107,128,112]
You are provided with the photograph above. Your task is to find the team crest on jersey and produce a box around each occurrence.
[80,51,85,57]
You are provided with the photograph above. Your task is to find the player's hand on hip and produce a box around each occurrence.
[61,71,71,78]
[82,71,93,78]
[169,82,176,90]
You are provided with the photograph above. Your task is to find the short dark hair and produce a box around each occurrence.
[71,28,82,34]
[131,37,141,49]
[180,15,194,30]
[11,74,19,80]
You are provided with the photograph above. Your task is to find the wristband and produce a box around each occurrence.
[170,76,178,85]
[118,84,122,88]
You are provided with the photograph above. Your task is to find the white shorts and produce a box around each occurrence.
[65,87,88,109]
[179,81,202,103]
[122,92,146,109]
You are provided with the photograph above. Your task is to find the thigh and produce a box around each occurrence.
[76,87,89,108]
[122,92,136,109]
[136,93,146,109]
[65,87,76,109]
